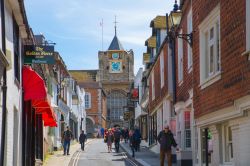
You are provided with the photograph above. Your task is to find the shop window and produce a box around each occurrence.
[224,125,233,163]
[199,5,221,87]
[184,111,191,149]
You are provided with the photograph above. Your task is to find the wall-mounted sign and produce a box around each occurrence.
[24,45,55,64]
[131,88,139,102]
[143,53,150,64]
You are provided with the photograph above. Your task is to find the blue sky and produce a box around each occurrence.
[24,0,174,73]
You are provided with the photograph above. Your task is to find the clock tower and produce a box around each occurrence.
[98,22,134,127]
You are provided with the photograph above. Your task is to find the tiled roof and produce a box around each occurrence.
[78,82,100,89]
[145,36,156,48]
[108,35,124,51]
[69,70,98,82]
[150,16,166,29]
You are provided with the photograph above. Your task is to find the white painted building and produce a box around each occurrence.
[0,0,29,165]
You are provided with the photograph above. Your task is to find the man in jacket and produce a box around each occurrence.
[157,125,178,166]
[79,130,87,151]
[113,127,121,152]
[62,126,73,155]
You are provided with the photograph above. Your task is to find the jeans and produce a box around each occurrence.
[131,146,135,157]
[114,140,120,152]
[63,140,71,155]
[80,142,85,150]
[160,149,172,166]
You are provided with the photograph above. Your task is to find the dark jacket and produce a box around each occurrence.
[63,130,73,141]
[129,132,136,147]
[114,130,121,141]
[157,130,177,151]
[79,133,86,143]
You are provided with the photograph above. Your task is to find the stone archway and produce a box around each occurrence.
[86,117,95,137]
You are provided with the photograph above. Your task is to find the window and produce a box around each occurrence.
[224,125,233,163]
[184,111,191,149]
[160,51,164,88]
[13,17,20,81]
[187,9,193,70]
[246,0,250,52]
[85,92,91,109]
[199,5,220,86]
[178,30,183,83]
[151,71,155,100]
[107,90,127,120]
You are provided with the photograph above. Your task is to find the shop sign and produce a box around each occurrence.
[24,45,55,64]
[143,53,150,64]
[131,88,139,102]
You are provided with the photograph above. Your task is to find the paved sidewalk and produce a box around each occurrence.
[43,139,92,166]
[120,142,176,166]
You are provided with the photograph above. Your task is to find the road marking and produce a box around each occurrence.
[121,152,138,166]
[71,140,93,166]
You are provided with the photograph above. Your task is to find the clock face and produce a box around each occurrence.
[110,61,122,73]
[112,53,119,59]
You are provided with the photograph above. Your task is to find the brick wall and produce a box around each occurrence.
[85,88,100,124]
[149,43,169,114]
[175,1,193,103]
[193,0,250,118]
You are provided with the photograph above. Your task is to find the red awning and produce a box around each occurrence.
[22,65,47,101]
[32,98,57,127]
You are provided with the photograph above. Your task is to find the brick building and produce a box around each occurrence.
[192,0,250,165]
[173,0,193,165]
[70,70,107,137]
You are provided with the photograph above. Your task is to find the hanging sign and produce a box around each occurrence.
[24,45,55,64]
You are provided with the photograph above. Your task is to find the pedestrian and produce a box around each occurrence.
[113,127,121,152]
[129,129,136,157]
[101,127,105,138]
[134,127,141,152]
[124,128,129,143]
[105,129,114,153]
[79,130,87,151]
[157,125,179,166]
[62,126,73,155]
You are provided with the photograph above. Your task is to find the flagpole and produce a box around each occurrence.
[101,18,103,51]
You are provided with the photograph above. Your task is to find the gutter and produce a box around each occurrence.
[0,0,7,165]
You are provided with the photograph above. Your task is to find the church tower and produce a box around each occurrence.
[98,19,134,127]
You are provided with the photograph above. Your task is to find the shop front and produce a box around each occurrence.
[22,66,57,166]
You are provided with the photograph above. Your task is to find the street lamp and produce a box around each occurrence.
[167,0,193,47]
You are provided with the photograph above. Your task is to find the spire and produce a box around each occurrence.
[108,16,124,51]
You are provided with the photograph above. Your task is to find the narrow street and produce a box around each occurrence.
[70,139,139,166]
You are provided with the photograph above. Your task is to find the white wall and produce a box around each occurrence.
[134,68,143,120]
[4,2,23,165]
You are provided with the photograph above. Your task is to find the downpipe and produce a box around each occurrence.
[0,0,7,164]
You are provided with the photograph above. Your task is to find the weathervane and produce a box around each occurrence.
[114,15,118,36]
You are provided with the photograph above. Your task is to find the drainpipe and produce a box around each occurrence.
[0,0,7,164]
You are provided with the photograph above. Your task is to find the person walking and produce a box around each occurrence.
[79,130,87,151]
[62,126,73,155]
[157,125,178,166]
[134,127,141,152]
[129,129,136,157]
[113,127,121,152]
[105,129,114,153]
[124,128,129,143]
